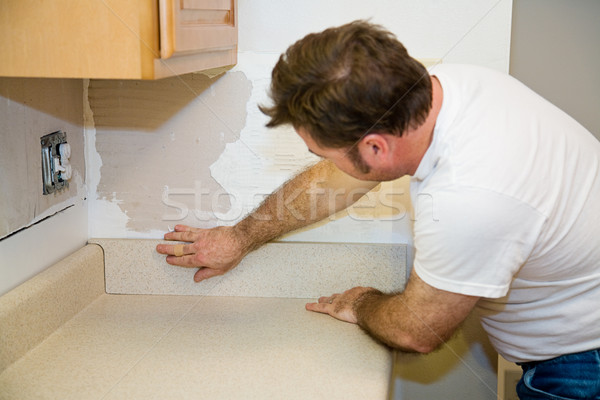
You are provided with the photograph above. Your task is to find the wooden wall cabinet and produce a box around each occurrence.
[0,0,238,79]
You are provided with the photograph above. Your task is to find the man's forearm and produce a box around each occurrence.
[233,159,379,252]
[352,275,479,353]
[353,289,420,352]
[354,289,450,353]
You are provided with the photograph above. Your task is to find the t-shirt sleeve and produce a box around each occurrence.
[412,186,547,298]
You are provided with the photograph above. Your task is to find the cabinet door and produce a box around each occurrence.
[0,0,158,79]
[0,0,236,79]
[159,0,237,59]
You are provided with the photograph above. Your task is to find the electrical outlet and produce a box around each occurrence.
[41,130,71,195]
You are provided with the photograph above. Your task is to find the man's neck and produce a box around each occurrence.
[405,75,443,175]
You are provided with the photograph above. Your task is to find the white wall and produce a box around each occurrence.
[0,202,87,296]
[238,0,512,70]
[83,4,511,397]
[87,0,513,245]
[510,0,600,138]
[0,2,510,394]
[0,78,88,295]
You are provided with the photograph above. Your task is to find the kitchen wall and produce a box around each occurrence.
[0,1,512,397]
[88,0,513,245]
[83,3,512,398]
[0,78,87,295]
[510,0,600,138]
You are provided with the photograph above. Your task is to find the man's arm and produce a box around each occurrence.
[156,159,379,281]
[305,272,479,353]
[234,159,379,251]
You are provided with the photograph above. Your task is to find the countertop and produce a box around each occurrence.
[92,239,407,297]
[0,294,391,400]
[0,243,395,399]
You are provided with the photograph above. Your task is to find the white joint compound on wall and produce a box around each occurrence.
[84,79,130,238]
[85,0,512,242]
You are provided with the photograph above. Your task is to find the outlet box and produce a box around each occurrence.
[41,130,69,195]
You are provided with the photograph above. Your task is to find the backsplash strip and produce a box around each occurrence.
[91,239,407,298]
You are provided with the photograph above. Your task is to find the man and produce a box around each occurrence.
[157,21,600,399]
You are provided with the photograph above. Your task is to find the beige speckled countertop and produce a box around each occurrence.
[0,294,391,400]
[0,243,397,399]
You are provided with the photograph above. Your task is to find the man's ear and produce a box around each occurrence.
[359,134,390,165]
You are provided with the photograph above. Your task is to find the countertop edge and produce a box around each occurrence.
[0,244,105,372]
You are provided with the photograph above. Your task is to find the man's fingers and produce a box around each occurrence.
[156,243,193,256]
[307,294,338,314]
[194,267,222,282]
[162,251,223,281]
[163,230,199,242]
[162,224,206,241]
[319,294,339,303]
[165,254,201,268]
[174,224,202,232]
[157,225,244,283]
[305,301,330,314]
[155,243,172,255]
[306,290,362,324]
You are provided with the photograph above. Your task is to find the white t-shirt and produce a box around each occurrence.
[411,64,600,363]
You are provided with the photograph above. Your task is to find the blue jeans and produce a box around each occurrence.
[516,349,600,399]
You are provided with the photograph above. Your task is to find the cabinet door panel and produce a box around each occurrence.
[159,0,237,59]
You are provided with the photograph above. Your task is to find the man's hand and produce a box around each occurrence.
[305,286,381,324]
[305,274,479,353]
[155,161,378,284]
[156,225,249,282]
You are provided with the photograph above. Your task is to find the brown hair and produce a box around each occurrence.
[260,20,432,150]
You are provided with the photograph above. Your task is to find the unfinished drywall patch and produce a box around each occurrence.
[208,52,322,222]
[84,79,129,238]
[0,77,86,239]
[209,53,414,243]
[87,72,252,237]
[209,53,319,223]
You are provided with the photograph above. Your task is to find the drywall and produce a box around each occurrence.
[209,52,415,244]
[238,0,513,71]
[0,77,87,295]
[0,203,87,296]
[0,78,86,238]
[87,72,252,238]
[87,0,513,242]
[510,0,600,138]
